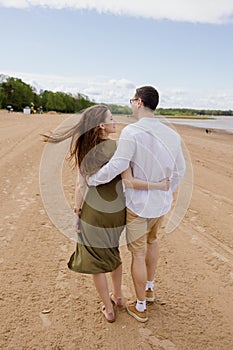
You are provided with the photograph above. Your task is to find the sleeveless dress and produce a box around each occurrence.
[68,139,126,274]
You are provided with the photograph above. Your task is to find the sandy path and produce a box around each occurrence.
[0,111,233,349]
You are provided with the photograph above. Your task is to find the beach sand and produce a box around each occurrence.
[0,110,233,349]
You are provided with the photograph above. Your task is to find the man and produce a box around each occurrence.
[88,86,186,322]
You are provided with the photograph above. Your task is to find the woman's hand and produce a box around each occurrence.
[73,213,81,233]
[158,177,170,191]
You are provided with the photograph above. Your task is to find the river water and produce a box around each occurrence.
[162,117,233,133]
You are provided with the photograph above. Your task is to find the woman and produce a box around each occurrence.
[45,105,169,323]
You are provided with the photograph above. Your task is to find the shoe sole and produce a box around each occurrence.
[126,307,148,322]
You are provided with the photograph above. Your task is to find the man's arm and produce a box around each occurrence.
[170,143,186,192]
[88,127,135,186]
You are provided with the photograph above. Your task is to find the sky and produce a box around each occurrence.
[0,0,233,109]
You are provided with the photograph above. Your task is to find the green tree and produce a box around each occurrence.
[1,77,35,111]
[0,86,5,109]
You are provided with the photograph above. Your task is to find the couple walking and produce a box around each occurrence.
[47,86,186,323]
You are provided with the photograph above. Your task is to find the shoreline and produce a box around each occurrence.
[170,122,233,137]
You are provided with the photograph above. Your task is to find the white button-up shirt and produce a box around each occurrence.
[88,118,186,218]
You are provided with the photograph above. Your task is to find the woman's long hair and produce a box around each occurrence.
[44,105,109,176]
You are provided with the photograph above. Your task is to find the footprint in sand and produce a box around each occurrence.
[39,312,51,327]
[138,328,177,350]
[195,225,206,233]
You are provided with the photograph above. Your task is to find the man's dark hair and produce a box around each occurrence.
[135,86,159,111]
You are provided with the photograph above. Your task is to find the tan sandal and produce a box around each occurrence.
[101,305,115,323]
[109,292,124,307]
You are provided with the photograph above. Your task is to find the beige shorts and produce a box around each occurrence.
[126,208,164,253]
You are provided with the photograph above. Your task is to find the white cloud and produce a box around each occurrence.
[1,71,134,105]
[0,0,233,24]
[109,79,135,89]
[2,71,233,109]
[161,88,233,110]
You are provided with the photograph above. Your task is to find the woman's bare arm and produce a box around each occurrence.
[121,167,170,191]
[74,168,87,211]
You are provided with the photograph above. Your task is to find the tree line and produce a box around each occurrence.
[0,74,232,116]
[157,108,233,117]
[105,106,233,117]
[0,75,95,113]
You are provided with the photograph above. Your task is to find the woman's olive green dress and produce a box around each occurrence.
[68,139,126,274]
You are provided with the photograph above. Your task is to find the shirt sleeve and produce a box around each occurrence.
[170,141,186,192]
[87,127,135,186]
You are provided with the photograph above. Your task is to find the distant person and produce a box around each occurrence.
[7,105,13,113]
[30,102,35,114]
[88,86,186,322]
[36,105,43,114]
[44,105,169,323]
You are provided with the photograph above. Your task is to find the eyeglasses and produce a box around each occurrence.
[129,98,138,104]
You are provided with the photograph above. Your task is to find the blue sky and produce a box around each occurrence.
[0,1,233,109]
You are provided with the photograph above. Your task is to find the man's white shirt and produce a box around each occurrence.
[88,118,186,218]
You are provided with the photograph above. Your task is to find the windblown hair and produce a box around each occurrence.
[43,105,109,176]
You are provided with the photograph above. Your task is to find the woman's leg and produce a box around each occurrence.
[110,263,123,299]
[92,273,113,314]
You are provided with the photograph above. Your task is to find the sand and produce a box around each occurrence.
[0,110,233,350]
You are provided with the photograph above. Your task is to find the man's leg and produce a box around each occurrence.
[125,209,148,322]
[131,251,147,301]
[145,216,163,301]
[145,240,159,301]
[126,250,148,322]
[146,239,159,281]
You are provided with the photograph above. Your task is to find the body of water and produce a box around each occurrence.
[162,117,233,133]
